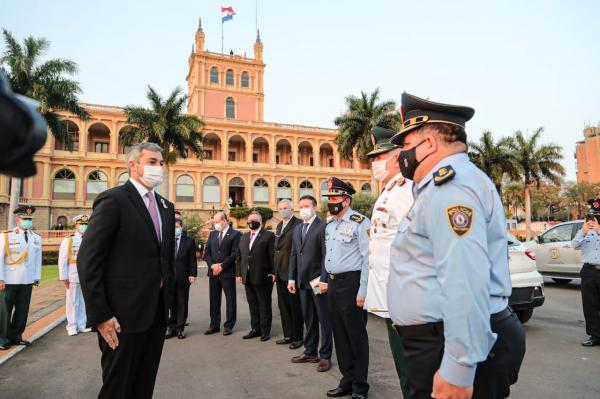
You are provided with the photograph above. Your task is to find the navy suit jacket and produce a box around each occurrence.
[203,228,241,279]
[288,217,328,290]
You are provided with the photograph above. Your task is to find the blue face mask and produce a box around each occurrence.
[20,220,33,230]
[175,228,183,237]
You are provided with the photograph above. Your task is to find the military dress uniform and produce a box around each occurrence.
[0,205,42,347]
[364,126,414,398]
[572,220,600,346]
[323,177,371,398]
[387,94,525,399]
[58,215,90,336]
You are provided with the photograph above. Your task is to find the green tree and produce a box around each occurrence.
[512,128,565,239]
[121,86,204,198]
[468,131,518,194]
[1,29,89,226]
[503,181,524,218]
[564,181,600,219]
[334,88,401,161]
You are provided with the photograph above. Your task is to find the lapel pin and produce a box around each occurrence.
[160,198,167,209]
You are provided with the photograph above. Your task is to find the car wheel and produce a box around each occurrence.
[516,308,533,324]
[552,278,572,284]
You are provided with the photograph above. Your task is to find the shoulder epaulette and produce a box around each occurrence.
[433,165,456,186]
[349,214,365,223]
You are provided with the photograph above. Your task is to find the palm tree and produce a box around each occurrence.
[121,86,204,199]
[503,181,524,218]
[512,128,565,240]
[468,130,518,194]
[1,29,89,227]
[334,88,400,194]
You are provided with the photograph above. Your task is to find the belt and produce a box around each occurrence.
[393,307,513,338]
[328,271,361,280]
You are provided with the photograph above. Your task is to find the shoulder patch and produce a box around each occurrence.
[433,165,455,186]
[349,214,365,223]
[446,205,474,237]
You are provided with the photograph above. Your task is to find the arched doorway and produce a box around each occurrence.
[228,177,246,207]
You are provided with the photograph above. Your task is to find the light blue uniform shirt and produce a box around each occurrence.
[388,152,511,388]
[325,208,371,297]
[572,228,600,264]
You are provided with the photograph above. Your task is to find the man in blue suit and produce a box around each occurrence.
[203,212,241,336]
[288,195,333,372]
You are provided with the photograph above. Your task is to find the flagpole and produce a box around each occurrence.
[221,19,224,54]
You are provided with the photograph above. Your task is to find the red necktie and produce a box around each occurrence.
[249,231,256,247]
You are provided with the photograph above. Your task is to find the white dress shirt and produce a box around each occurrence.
[129,178,163,235]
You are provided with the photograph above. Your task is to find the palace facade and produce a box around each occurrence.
[0,21,372,229]
[575,126,600,183]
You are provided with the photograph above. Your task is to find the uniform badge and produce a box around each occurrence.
[446,205,474,237]
[349,214,365,223]
[433,165,455,186]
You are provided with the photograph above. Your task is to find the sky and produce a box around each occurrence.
[3,0,600,181]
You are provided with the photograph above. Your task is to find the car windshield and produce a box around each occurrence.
[507,233,520,247]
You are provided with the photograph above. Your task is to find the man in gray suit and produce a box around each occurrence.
[288,195,333,372]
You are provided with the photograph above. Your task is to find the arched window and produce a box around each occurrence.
[226,69,234,85]
[87,170,108,200]
[176,175,195,203]
[253,178,269,204]
[361,183,371,193]
[276,180,292,202]
[226,97,235,119]
[117,172,129,185]
[241,71,249,88]
[56,216,67,228]
[55,120,79,151]
[210,67,219,83]
[53,169,76,200]
[320,181,329,203]
[299,180,314,198]
[203,176,221,203]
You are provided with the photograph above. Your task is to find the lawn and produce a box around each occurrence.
[39,265,59,286]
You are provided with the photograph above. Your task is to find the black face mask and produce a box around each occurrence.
[248,220,261,230]
[328,200,346,216]
[398,140,427,180]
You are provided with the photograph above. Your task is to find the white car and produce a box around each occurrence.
[508,233,545,323]
[524,220,584,284]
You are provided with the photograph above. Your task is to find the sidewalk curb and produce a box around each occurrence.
[0,311,66,366]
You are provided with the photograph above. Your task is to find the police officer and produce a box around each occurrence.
[572,207,600,347]
[388,93,525,399]
[58,214,92,336]
[364,126,414,398]
[0,205,42,348]
[322,177,371,399]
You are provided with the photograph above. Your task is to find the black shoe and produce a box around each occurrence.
[327,387,352,397]
[204,327,220,335]
[260,334,271,342]
[289,340,303,350]
[165,329,177,339]
[582,336,600,347]
[177,331,186,339]
[14,340,31,347]
[350,394,368,399]
[242,330,261,339]
[0,344,8,350]
[223,329,233,336]
[276,337,292,345]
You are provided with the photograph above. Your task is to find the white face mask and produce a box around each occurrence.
[372,159,389,182]
[278,209,292,219]
[299,207,314,221]
[214,222,224,232]
[137,163,163,188]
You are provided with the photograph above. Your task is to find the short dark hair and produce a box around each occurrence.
[425,123,467,144]
[299,195,317,207]
[175,219,183,227]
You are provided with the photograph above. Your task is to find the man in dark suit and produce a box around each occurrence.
[236,211,275,341]
[274,199,303,348]
[77,142,175,399]
[166,218,197,339]
[203,211,241,335]
[288,195,333,372]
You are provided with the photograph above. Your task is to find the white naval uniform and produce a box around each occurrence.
[0,227,42,284]
[58,232,87,333]
[365,173,414,318]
